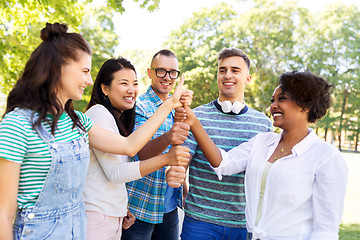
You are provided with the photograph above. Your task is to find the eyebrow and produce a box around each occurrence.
[219,66,241,70]
[118,78,139,82]
[156,67,178,71]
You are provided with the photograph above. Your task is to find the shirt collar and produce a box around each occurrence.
[266,128,318,156]
[146,86,166,107]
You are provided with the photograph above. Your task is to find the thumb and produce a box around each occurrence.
[174,75,184,91]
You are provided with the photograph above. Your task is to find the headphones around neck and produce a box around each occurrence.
[217,99,245,114]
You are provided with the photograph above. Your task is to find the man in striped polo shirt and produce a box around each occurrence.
[170,48,272,239]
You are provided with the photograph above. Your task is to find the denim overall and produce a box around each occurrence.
[13,108,90,239]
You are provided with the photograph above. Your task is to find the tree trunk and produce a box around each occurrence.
[338,89,349,151]
[356,121,359,152]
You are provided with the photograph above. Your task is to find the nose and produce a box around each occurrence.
[86,75,93,86]
[162,72,172,80]
[127,85,134,93]
[224,69,232,79]
[270,100,278,111]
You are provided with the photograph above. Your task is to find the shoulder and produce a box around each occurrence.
[245,107,270,119]
[75,110,93,131]
[306,134,348,173]
[243,107,272,126]
[192,102,217,115]
[0,110,32,131]
[254,131,278,141]
[309,134,341,157]
[85,105,119,132]
[85,105,111,118]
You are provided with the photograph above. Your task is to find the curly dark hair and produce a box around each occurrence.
[87,57,137,137]
[278,71,333,123]
[4,22,92,134]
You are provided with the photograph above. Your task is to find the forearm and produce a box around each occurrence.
[137,135,169,160]
[124,100,174,156]
[89,100,174,157]
[190,117,222,167]
[0,217,13,240]
[0,158,19,240]
[139,154,167,177]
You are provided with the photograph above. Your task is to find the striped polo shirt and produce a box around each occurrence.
[183,101,272,228]
[0,109,93,209]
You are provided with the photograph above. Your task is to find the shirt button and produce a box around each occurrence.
[27,213,35,219]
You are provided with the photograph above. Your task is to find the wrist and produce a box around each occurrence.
[161,153,169,167]
[164,96,177,110]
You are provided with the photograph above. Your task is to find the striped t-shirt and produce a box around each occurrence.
[0,109,93,209]
[183,101,272,228]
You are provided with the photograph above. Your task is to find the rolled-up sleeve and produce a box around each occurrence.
[212,137,254,180]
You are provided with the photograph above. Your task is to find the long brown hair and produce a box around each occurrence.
[4,22,92,134]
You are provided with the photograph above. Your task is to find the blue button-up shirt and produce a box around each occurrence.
[126,86,182,223]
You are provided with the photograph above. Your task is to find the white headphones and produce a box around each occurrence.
[217,99,245,114]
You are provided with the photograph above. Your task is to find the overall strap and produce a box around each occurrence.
[13,107,55,145]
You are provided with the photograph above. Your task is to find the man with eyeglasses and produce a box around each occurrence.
[122,49,190,240]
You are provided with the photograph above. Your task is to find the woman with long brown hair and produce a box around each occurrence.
[0,22,191,239]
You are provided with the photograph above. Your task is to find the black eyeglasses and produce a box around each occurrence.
[151,68,180,79]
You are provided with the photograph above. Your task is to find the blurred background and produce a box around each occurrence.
[1,1,359,237]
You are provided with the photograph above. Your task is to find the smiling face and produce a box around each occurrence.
[101,68,139,112]
[147,54,179,101]
[217,56,252,102]
[57,50,93,107]
[270,86,309,130]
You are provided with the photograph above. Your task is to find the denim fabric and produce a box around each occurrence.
[121,208,179,240]
[13,108,90,240]
[247,232,253,240]
[181,215,247,240]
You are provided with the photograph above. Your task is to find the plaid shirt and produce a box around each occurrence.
[126,86,182,223]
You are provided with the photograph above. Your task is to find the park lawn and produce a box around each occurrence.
[339,223,360,240]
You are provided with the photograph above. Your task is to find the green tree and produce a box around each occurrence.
[227,0,309,112]
[1,0,161,112]
[304,2,360,150]
[164,2,237,107]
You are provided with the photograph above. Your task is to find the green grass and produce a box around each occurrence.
[339,223,360,240]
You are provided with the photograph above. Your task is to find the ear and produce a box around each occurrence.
[245,75,252,85]
[301,107,310,113]
[147,68,152,79]
[101,84,109,96]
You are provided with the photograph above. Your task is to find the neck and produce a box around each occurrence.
[281,126,309,146]
[113,108,123,119]
[152,87,169,101]
[218,96,243,103]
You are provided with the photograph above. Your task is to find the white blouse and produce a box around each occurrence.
[83,104,141,217]
[213,129,348,240]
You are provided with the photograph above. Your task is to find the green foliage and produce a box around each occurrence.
[1,0,360,149]
[164,0,360,149]
[104,0,160,13]
[0,0,160,112]
[164,3,237,107]
[119,48,156,93]
[339,223,360,240]
[0,0,85,93]
[73,6,120,111]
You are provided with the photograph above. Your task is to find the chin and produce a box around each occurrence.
[272,122,281,128]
